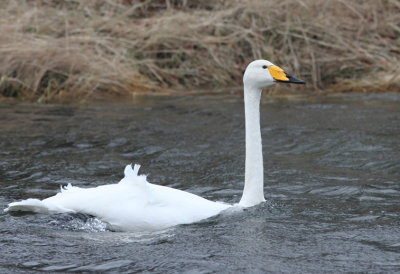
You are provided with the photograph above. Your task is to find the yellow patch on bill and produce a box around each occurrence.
[268,65,289,81]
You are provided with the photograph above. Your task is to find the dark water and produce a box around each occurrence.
[1,94,399,273]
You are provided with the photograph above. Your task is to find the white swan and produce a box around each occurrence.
[4,60,305,232]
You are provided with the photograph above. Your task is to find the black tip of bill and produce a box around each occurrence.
[279,73,306,84]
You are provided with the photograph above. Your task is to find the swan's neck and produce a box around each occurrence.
[239,86,265,207]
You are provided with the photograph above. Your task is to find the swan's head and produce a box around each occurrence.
[243,59,305,89]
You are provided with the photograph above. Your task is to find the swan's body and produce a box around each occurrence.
[5,60,304,232]
[7,165,229,231]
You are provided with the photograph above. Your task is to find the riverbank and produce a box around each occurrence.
[0,0,399,102]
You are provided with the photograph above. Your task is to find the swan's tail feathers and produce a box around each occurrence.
[119,164,148,187]
[5,199,52,214]
[4,198,75,214]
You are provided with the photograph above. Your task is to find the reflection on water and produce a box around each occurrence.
[1,94,399,272]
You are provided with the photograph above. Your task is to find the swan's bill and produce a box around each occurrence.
[268,65,305,84]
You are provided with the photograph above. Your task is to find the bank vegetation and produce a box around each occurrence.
[0,0,399,101]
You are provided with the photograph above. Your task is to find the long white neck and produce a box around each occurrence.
[239,85,265,207]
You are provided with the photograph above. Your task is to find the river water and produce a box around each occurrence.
[0,94,399,273]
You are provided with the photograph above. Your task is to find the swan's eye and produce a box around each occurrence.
[262,65,268,69]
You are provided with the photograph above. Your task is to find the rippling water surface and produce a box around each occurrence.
[1,94,399,272]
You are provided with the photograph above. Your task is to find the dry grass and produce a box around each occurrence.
[0,0,399,101]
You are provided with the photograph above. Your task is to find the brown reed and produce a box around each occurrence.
[0,0,399,101]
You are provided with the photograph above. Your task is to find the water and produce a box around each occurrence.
[1,94,399,272]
